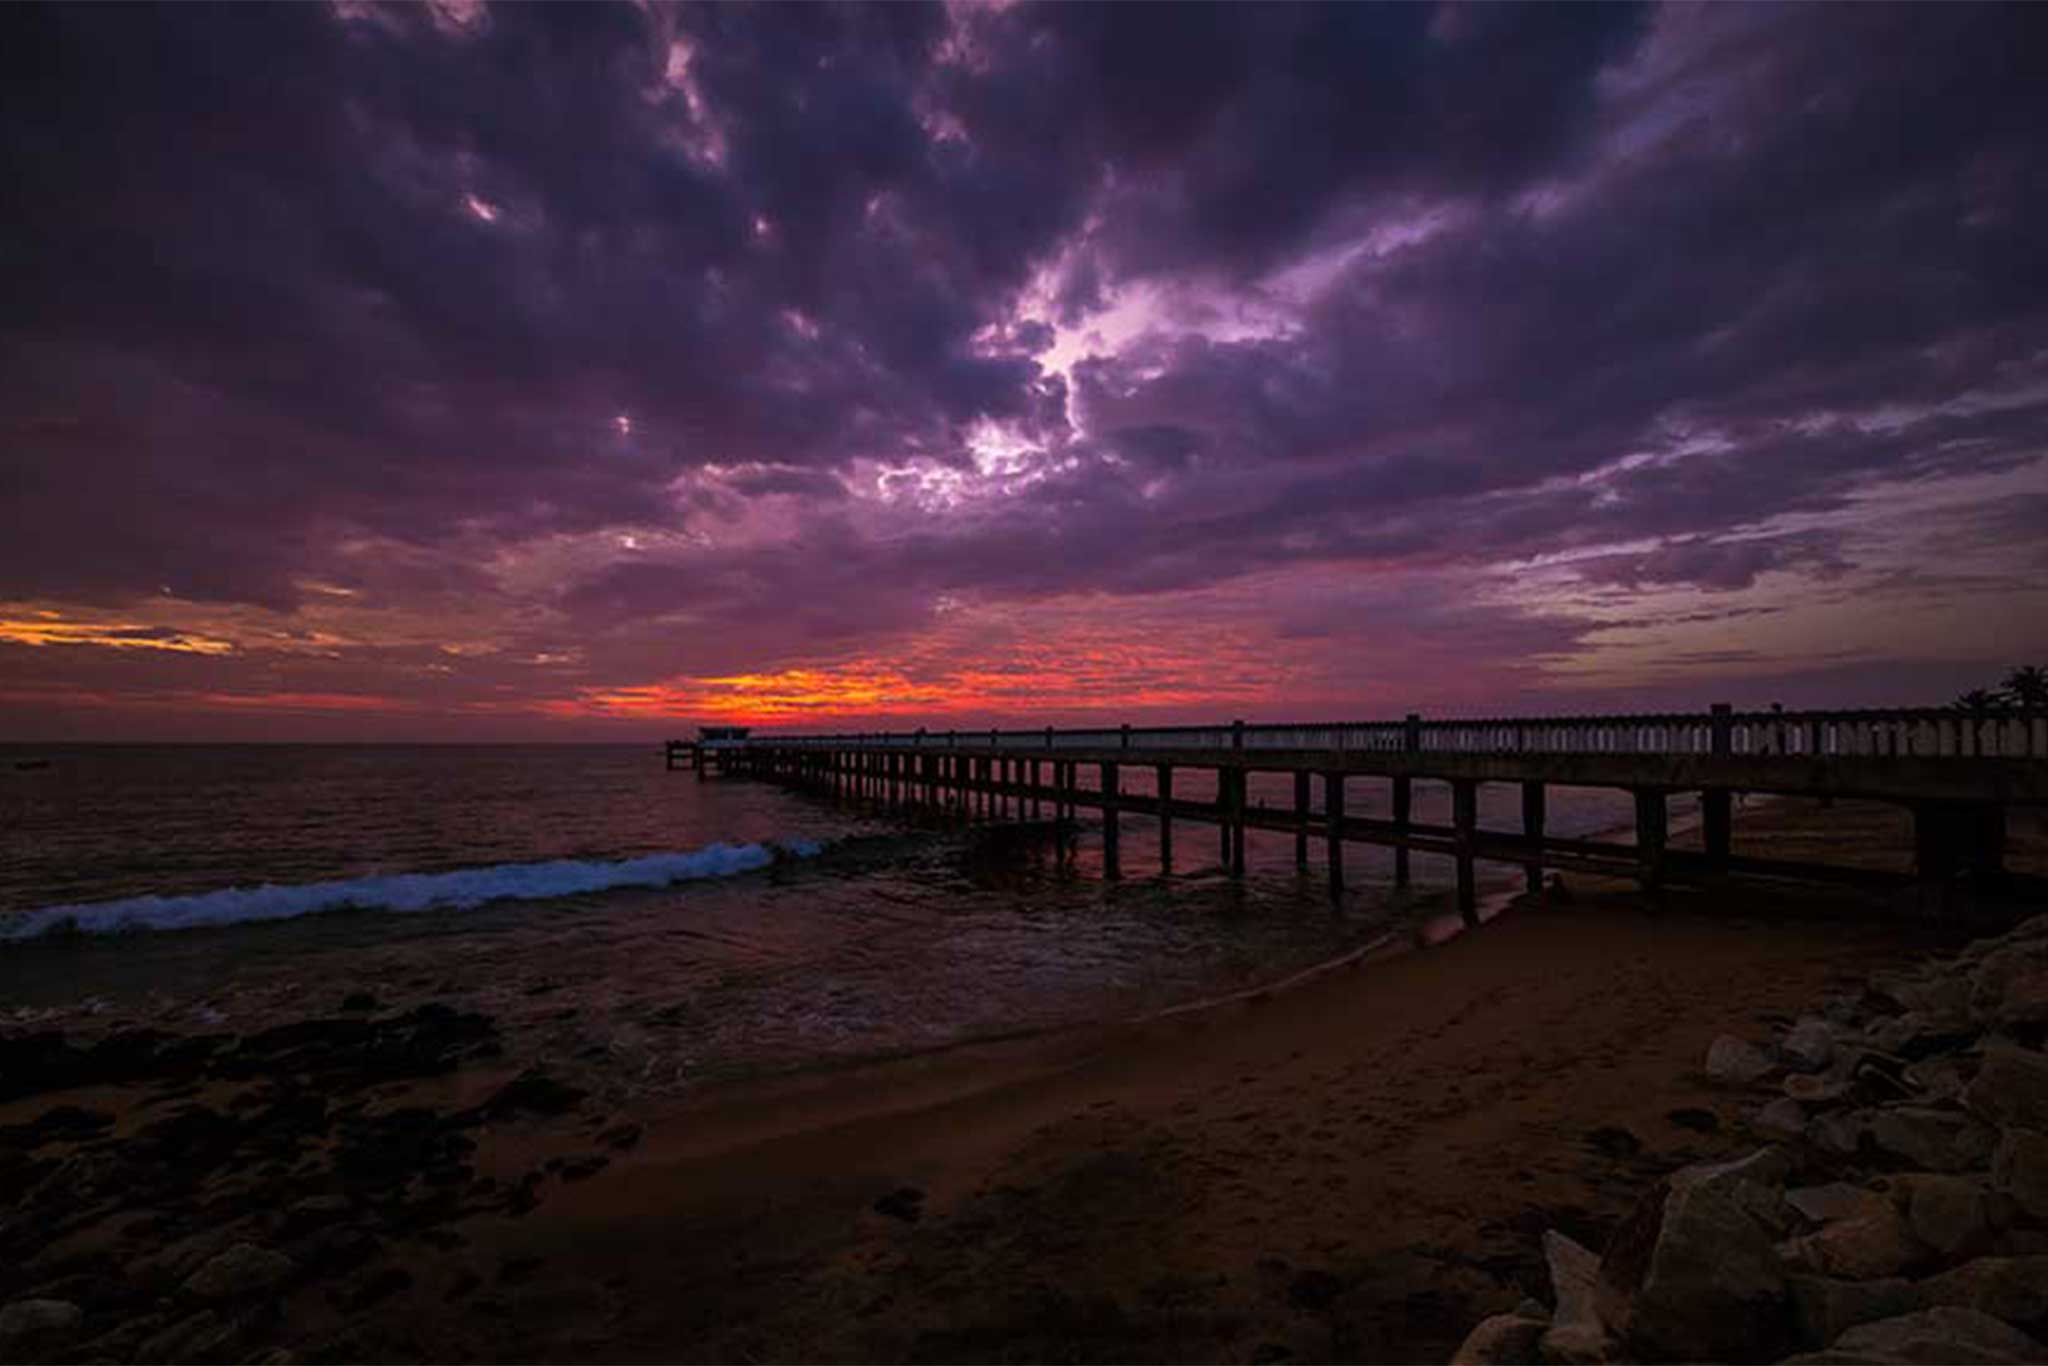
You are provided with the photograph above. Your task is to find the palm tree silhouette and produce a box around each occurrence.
[1954,688,2005,712]
[2004,665,2048,710]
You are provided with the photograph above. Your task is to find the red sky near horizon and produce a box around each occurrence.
[3,2,2045,741]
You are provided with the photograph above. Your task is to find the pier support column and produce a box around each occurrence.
[1975,804,2007,893]
[1031,760,1041,820]
[1230,768,1247,877]
[1324,772,1345,897]
[1157,765,1174,873]
[1520,781,1545,895]
[1914,802,2007,911]
[1453,779,1479,927]
[1392,777,1412,888]
[1215,770,1229,868]
[1915,802,1969,914]
[1634,789,1668,895]
[1915,803,1959,914]
[1703,790,1732,880]
[1101,761,1121,880]
[1294,772,1310,866]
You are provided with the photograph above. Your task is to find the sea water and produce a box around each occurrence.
[0,744,1664,1095]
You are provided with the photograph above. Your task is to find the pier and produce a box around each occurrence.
[671,705,2047,922]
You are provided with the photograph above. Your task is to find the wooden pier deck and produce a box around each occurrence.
[669,705,2047,922]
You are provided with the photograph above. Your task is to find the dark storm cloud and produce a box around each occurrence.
[0,1,1060,605]
[986,0,1647,281]
[2,0,2045,680]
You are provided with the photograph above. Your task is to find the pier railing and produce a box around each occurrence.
[752,706,2047,760]
[687,702,2044,912]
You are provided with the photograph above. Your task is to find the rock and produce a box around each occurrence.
[1539,1231,1616,1364]
[290,1224,379,1275]
[1707,1035,1779,1085]
[1602,1166,1789,1361]
[1672,1147,1795,1234]
[280,1193,353,1236]
[1871,1013,1930,1055]
[339,992,380,1012]
[1870,1107,1998,1173]
[1875,969,1976,1027]
[1911,1255,2048,1324]
[1865,1008,1976,1060]
[1785,1183,1890,1226]
[0,1299,83,1355]
[1903,1056,1972,1104]
[1785,1073,1853,1104]
[1780,1200,1926,1279]
[1584,1126,1641,1159]
[0,1104,115,1147]
[596,1122,643,1151]
[1965,1046,2048,1132]
[181,1242,296,1301]
[1757,1098,1809,1140]
[1811,1109,1874,1157]
[1450,1314,1548,1365]
[1855,1057,1923,1103]
[1971,939,2048,1029]
[1787,1276,1918,1351]
[1890,1173,1992,1260]
[1822,992,1864,1026]
[134,1309,237,1365]
[1801,1306,2048,1364]
[1991,1128,2048,1220]
[477,1069,586,1120]
[337,1265,412,1312]
[128,1227,237,1287]
[1784,1019,1837,1072]
[873,1187,924,1222]
[1665,1107,1719,1134]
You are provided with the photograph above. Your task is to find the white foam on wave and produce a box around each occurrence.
[2,838,825,941]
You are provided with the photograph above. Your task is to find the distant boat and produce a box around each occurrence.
[13,759,52,771]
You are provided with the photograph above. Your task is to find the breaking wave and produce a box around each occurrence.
[2,839,823,940]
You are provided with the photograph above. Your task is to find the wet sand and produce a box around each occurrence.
[2,799,2037,1364]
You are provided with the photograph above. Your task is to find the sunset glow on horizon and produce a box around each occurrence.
[3,2,2045,741]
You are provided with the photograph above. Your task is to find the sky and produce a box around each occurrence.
[3,1,2045,741]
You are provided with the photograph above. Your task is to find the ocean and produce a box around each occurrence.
[0,744,1667,1097]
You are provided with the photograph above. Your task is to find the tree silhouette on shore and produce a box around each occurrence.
[1954,666,2048,711]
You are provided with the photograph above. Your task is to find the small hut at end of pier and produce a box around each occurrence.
[665,725,752,776]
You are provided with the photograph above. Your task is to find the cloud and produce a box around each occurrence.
[1,1,2044,734]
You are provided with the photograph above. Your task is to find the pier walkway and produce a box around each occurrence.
[670,705,2047,923]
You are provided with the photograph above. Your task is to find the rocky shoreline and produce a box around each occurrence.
[1453,913,2048,1365]
[0,999,631,1364]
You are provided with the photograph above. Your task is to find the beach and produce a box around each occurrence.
[8,784,2034,1363]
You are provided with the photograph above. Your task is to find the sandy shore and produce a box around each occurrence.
[2,801,2037,1364]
